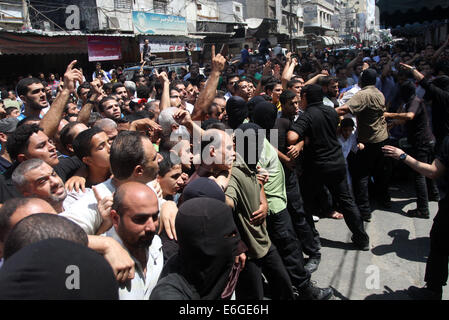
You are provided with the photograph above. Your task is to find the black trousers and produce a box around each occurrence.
[266,208,311,290]
[352,140,391,217]
[301,166,369,245]
[235,244,294,300]
[409,145,440,213]
[424,200,449,289]
[284,166,321,259]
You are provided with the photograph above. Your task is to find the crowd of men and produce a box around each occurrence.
[0,36,448,300]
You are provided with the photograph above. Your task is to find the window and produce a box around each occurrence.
[235,6,240,12]
[154,0,168,12]
[114,0,131,10]
[282,15,287,26]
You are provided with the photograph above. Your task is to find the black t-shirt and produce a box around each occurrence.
[420,78,449,146]
[436,136,449,203]
[291,102,346,172]
[274,117,292,155]
[405,97,433,147]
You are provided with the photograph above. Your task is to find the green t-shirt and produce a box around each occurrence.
[258,138,287,214]
[225,154,271,260]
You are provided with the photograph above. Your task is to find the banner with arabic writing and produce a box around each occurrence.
[132,11,187,36]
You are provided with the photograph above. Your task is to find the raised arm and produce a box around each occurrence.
[40,60,83,139]
[282,55,298,90]
[77,78,104,125]
[191,45,226,121]
[304,71,328,86]
[382,145,446,180]
[155,70,170,112]
[432,36,449,62]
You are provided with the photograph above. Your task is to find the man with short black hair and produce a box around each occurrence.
[289,84,370,251]
[72,127,111,189]
[0,123,83,203]
[112,82,128,103]
[336,68,391,218]
[98,96,122,121]
[62,131,164,236]
[3,213,88,260]
[0,118,18,173]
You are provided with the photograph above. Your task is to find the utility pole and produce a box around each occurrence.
[289,0,293,51]
[22,0,30,29]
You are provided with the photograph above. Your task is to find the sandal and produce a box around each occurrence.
[327,211,344,220]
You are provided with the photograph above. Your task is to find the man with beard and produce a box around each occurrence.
[12,159,68,213]
[109,182,162,299]
[320,76,339,108]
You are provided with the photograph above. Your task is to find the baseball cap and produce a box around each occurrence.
[0,118,19,134]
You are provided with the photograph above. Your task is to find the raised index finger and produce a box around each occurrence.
[66,60,77,73]
[92,186,102,203]
[211,45,216,59]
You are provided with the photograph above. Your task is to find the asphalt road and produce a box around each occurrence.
[310,181,448,300]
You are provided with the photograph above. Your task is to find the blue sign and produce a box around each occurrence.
[132,11,187,35]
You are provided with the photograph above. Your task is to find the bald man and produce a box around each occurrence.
[108,181,163,300]
[0,197,57,262]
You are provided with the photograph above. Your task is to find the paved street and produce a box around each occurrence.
[311,181,449,300]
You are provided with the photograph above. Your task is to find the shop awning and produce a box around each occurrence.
[378,0,449,27]
[0,32,87,55]
[377,0,449,15]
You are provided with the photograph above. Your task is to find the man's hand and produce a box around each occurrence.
[287,144,301,159]
[93,186,113,233]
[90,78,105,101]
[211,45,226,73]
[250,200,268,226]
[155,70,169,84]
[273,64,281,79]
[63,60,84,93]
[382,145,405,160]
[129,118,162,137]
[150,180,163,199]
[173,108,192,127]
[101,237,135,283]
[262,61,273,76]
[159,200,178,241]
[235,252,246,269]
[65,175,87,193]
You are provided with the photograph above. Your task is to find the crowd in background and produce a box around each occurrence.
[0,36,448,300]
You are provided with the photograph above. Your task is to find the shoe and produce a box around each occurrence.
[313,215,320,222]
[294,281,333,300]
[304,257,321,274]
[405,209,429,219]
[351,236,369,251]
[408,286,442,300]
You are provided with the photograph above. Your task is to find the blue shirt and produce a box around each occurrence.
[240,49,249,64]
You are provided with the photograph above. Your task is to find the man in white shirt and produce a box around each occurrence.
[109,181,163,299]
[62,130,165,236]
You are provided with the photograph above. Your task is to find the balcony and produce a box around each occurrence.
[0,2,24,27]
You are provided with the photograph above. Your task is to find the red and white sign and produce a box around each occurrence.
[87,36,122,62]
